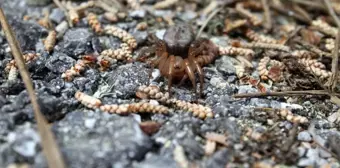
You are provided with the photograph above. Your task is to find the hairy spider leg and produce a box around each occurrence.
[167,55,176,97]
[193,59,204,98]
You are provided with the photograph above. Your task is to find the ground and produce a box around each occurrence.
[0,0,340,168]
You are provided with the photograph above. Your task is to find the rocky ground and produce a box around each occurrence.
[0,0,340,167]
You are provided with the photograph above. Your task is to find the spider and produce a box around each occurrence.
[140,24,219,99]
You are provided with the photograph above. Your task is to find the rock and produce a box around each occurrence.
[9,19,47,51]
[61,28,94,57]
[49,8,65,24]
[133,154,177,168]
[237,85,257,94]
[177,10,197,22]
[297,131,312,142]
[38,111,154,168]
[45,52,76,74]
[73,68,100,95]
[132,30,148,45]
[249,98,271,108]
[209,77,227,89]
[37,91,71,122]
[155,29,166,40]
[200,118,240,142]
[297,147,307,157]
[129,10,146,19]
[11,127,40,157]
[26,0,52,6]
[0,94,8,107]
[99,36,122,50]
[105,63,149,99]
[0,123,41,167]
[215,56,238,76]
[203,149,230,168]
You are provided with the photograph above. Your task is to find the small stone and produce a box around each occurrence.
[105,63,149,99]
[132,29,148,45]
[11,126,40,158]
[215,56,238,76]
[61,28,94,57]
[155,29,166,40]
[298,131,312,142]
[129,10,146,18]
[177,10,197,21]
[49,8,65,23]
[298,146,307,157]
[84,118,96,129]
[45,52,76,74]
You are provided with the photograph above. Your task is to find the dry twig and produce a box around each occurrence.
[324,0,340,91]
[233,90,340,98]
[261,0,272,30]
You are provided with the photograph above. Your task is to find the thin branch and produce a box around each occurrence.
[0,7,65,168]
[270,3,311,24]
[292,3,312,22]
[282,26,302,45]
[288,0,326,11]
[196,7,224,39]
[261,0,272,31]
[233,90,338,98]
[324,0,340,92]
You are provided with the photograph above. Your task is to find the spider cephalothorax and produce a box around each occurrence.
[146,24,219,99]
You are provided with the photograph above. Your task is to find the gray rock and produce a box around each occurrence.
[132,30,148,45]
[0,95,8,107]
[0,123,41,167]
[73,68,100,95]
[129,10,146,18]
[297,131,312,142]
[319,147,332,158]
[133,154,178,168]
[45,52,76,74]
[99,36,122,50]
[61,28,94,57]
[237,85,257,94]
[9,19,47,51]
[203,149,230,168]
[177,10,197,22]
[49,8,65,24]
[38,111,154,167]
[297,147,307,157]
[11,128,40,157]
[155,29,166,40]
[249,98,271,108]
[215,56,237,76]
[106,63,149,99]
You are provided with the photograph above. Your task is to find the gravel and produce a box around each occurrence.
[1,0,340,167]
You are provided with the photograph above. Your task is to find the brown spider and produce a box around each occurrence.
[141,24,219,99]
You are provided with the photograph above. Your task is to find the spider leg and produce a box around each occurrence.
[177,74,188,86]
[193,59,204,98]
[148,52,167,85]
[168,55,175,97]
[184,59,197,98]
